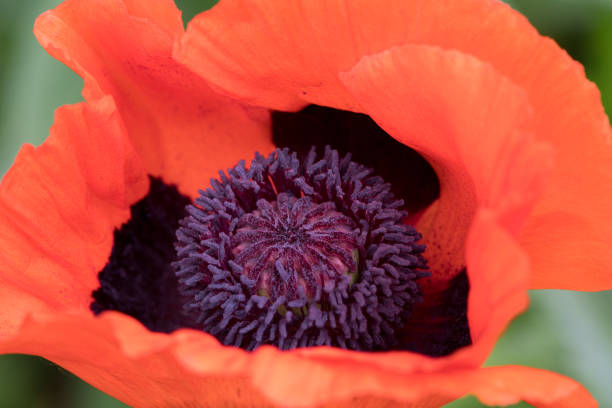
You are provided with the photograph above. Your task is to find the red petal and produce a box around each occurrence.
[246,350,596,407]
[0,312,269,408]
[338,44,556,368]
[0,311,595,408]
[422,365,597,408]
[0,97,148,335]
[34,0,273,197]
[177,0,612,290]
[453,366,597,408]
[174,0,554,112]
[341,44,550,290]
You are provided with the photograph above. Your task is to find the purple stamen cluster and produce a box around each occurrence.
[173,147,429,351]
[233,193,358,300]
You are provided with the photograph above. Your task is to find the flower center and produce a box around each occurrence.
[232,194,358,300]
[91,105,471,356]
[173,147,429,351]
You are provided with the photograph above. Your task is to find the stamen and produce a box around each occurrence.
[232,193,358,300]
[174,147,429,351]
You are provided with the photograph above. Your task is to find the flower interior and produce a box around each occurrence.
[91,106,471,355]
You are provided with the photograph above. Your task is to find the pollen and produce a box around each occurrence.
[173,147,429,351]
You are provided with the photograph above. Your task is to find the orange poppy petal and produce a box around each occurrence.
[340,43,551,290]
[0,311,271,408]
[243,350,596,407]
[177,0,612,290]
[34,0,273,197]
[336,44,553,368]
[1,310,451,408]
[0,96,148,336]
[0,309,595,408]
[423,366,597,408]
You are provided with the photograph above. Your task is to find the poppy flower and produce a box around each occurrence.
[1,0,610,406]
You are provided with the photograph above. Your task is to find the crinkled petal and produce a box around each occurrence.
[452,365,597,408]
[0,311,271,408]
[0,97,148,336]
[423,365,597,408]
[341,43,550,290]
[177,0,612,290]
[0,310,595,408]
[34,0,273,197]
[336,44,558,371]
[245,348,596,407]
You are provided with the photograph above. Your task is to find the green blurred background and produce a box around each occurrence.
[0,1,611,407]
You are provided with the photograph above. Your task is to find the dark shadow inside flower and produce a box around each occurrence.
[91,105,471,357]
[91,177,191,334]
[272,105,440,214]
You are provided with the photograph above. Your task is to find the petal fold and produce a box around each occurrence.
[34,0,273,197]
[0,312,272,408]
[342,45,548,284]
[0,311,595,408]
[178,0,612,290]
[432,365,597,408]
[339,44,554,367]
[0,97,148,336]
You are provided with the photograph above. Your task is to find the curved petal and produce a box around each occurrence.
[339,44,550,364]
[34,0,273,197]
[0,312,271,408]
[244,350,596,407]
[177,0,612,290]
[428,365,597,408]
[0,311,594,408]
[0,96,148,336]
[341,44,550,283]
